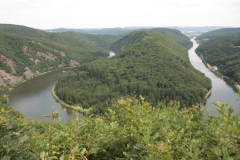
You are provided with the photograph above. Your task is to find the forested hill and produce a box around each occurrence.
[196,28,240,43]
[55,30,211,114]
[196,35,240,83]
[0,24,119,50]
[0,24,112,86]
[110,28,192,53]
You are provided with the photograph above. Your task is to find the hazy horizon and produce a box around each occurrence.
[1,0,240,30]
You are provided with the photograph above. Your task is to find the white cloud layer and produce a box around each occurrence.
[1,0,240,29]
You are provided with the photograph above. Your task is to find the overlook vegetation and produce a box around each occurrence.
[196,28,240,44]
[1,96,240,159]
[196,35,240,83]
[55,30,211,114]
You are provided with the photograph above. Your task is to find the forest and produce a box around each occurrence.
[196,35,240,83]
[196,28,240,44]
[0,24,124,84]
[55,30,211,114]
[0,32,108,76]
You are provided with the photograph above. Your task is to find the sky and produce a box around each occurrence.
[1,0,240,29]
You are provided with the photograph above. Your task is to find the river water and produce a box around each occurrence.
[9,42,240,121]
[9,69,73,121]
[189,38,240,114]
[9,51,116,121]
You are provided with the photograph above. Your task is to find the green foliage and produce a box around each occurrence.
[0,61,11,73]
[196,35,240,83]
[0,24,111,77]
[1,97,240,159]
[110,28,192,53]
[196,28,240,44]
[55,30,211,114]
[83,34,123,50]
[151,28,193,49]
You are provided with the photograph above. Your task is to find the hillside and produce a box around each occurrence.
[82,33,123,50]
[55,30,211,114]
[196,35,240,83]
[0,24,112,86]
[0,24,115,50]
[110,28,192,53]
[196,28,240,43]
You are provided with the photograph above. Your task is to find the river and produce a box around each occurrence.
[9,51,116,121]
[9,42,240,121]
[9,69,73,121]
[189,38,240,114]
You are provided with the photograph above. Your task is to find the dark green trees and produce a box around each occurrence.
[196,35,240,83]
[55,30,211,114]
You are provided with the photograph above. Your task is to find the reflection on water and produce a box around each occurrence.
[9,69,74,121]
[188,39,240,114]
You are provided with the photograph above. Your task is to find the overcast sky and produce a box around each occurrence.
[1,0,240,29]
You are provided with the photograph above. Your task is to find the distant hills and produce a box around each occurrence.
[45,26,227,35]
[196,28,240,43]
[55,29,211,114]
[44,27,137,35]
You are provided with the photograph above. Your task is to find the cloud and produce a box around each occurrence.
[0,0,239,29]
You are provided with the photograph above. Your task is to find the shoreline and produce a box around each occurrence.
[51,85,76,110]
[197,53,240,92]
[205,89,212,99]
[7,67,73,106]
[9,67,73,93]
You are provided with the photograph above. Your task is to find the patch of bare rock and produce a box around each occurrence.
[0,54,16,74]
[70,59,80,67]
[0,70,22,86]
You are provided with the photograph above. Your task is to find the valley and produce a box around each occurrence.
[1,25,240,159]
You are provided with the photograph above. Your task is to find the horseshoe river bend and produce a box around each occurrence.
[9,39,240,121]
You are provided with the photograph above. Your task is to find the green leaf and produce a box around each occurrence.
[19,135,28,144]
[88,146,100,155]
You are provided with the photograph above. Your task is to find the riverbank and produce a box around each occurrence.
[51,85,76,110]
[205,89,212,99]
[9,67,73,93]
[197,53,239,92]
[6,67,73,107]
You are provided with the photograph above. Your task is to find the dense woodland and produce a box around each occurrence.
[196,28,240,44]
[196,35,240,83]
[55,30,211,114]
[110,28,192,53]
[0,24,123,81]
